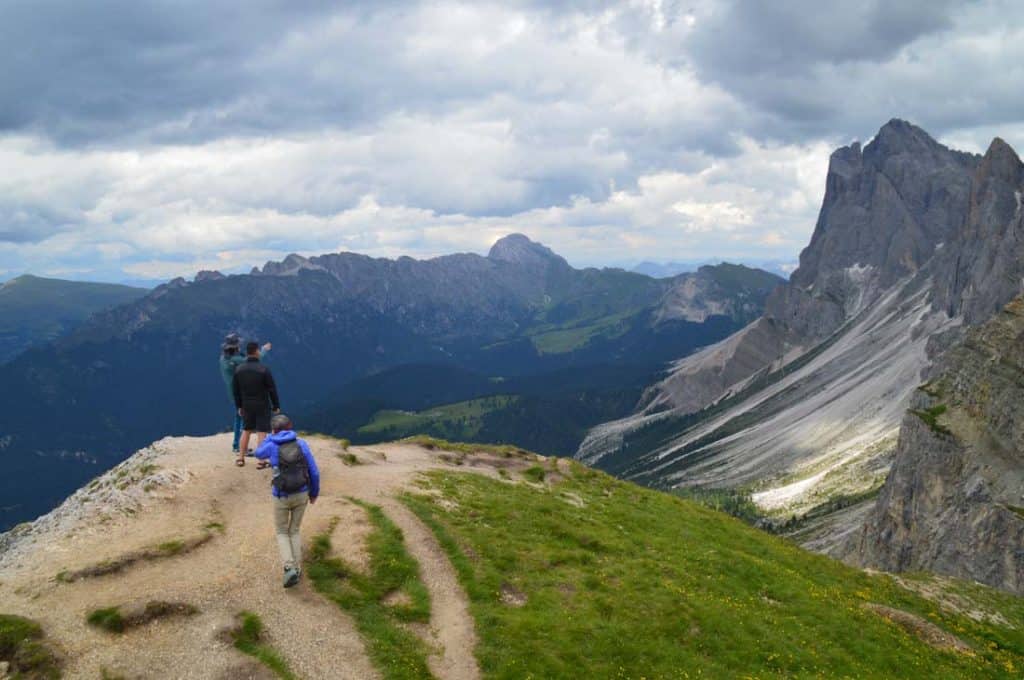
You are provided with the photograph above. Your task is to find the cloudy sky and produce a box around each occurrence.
[2,0,1023,282]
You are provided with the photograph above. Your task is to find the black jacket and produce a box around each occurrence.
[232,357,281,410]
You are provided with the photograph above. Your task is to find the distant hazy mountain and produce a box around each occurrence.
[0,235,780,529]
[0,275,147,363]
[633,260,795,280]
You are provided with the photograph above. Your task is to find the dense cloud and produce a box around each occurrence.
[1,0,1022,280]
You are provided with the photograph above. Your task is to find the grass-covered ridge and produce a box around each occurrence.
[306,499,433,680]
[404,464,1024,679]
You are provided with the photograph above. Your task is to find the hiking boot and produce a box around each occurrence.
[283,567,300,588]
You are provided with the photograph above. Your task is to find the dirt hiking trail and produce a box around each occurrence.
[0,434,525,679]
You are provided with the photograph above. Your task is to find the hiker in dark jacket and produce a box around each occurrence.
[232,341,281,467]
[219,334,271,454]
[254,414,320,588]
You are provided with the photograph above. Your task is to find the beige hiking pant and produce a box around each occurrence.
[274,492,308,570]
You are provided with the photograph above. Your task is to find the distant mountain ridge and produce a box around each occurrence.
[633,260,796,280]
[577,120,1024,590]
[0,235,780,529]
[0,274,147,363]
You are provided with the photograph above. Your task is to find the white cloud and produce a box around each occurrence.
[1,0,1023,281]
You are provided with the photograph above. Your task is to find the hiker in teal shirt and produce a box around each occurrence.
[219,333,271,453]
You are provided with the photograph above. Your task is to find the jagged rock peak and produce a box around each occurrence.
[487,234,568,268]
[258,253,324,277]
[976,136,1023,182]
[867,118,944,158]
[194,270,225,282]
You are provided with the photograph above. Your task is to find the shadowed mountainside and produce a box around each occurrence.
[0,236,780,530]
[0,274,147,363]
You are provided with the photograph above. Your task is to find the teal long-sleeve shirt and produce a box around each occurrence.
[219,349,268,400]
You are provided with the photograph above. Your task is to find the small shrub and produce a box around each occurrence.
[339,452,360,466]
[911,404,952,436]
[0,614,61,678]
[337,438,351,451]
[87,607,125,633]
[523,466,546,484]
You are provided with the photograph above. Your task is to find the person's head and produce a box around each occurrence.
[271,414,293,433]
[223,332,241,356]
[246,341,260,357]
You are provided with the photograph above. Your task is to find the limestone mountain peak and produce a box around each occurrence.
[487,233,568,268]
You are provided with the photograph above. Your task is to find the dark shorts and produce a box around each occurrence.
[241,402,272,433]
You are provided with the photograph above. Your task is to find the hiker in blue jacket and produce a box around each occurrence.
[218,333,271,454]
[254,413,320,588]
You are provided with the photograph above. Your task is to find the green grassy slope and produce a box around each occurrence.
[0,274,147,362]
[404,463,1024,679]
[358,396,519,440]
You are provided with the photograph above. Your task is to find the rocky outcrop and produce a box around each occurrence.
[852,297,1024,594]
[931,138,1024,324]
[655,264,780,325]
[577,120,1024,528]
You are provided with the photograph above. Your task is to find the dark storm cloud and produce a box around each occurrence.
[668,0,1024,142]
[0,0,352,144]
[687,1,956,75]
[2,0,1024,276]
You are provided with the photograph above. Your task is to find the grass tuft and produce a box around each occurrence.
[0,613,61,679]
[911,403,952,436]
[1006,505,1024,520]
[157,540,185,555]
[306,500,433,679]
[522,465,546,484]
[339,452,361,466]
[230,611,298,680]
[87,607,125,633]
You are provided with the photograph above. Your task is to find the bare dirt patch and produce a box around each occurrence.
[864,603,973,654]
[500,583,527,607]
[889,575,1015,629]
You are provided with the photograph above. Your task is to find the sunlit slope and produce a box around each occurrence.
[405,460,1024,679]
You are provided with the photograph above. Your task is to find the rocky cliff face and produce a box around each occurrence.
[851,296,1024,594]
[578,121,1024,532]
